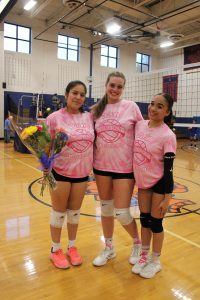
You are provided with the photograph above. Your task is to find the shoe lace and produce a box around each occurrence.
[102,248,113,258]
[55,249,65,260]
[145,259,159,271]
[69,247,79,258]
[139,252,148,264]
[145,262,155,271]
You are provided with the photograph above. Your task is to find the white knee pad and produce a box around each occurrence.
[100,200,114,217]
[50,210,67,228]
[114,208,133,225]
[67,209,80,224]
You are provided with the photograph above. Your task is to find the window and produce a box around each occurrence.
[136,52,150,73]
[57,34,79,61]
[101,45,118,68]
[4,23,31,54]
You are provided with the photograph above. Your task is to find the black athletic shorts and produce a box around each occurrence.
[93,167,134,180]
[151,176,165,195]
[52,169,88,183]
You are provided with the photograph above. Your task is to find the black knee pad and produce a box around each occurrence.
[150,216,163,233]
[140,212,151,228]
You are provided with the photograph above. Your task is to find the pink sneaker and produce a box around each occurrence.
[50,249,70,269]
[67,247,83,266]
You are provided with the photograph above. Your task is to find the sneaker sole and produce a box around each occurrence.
[66,253,83,266]
[129,257,139,265]
[68,260,83,266]
[50,258,70,269]
[93,253,116,267]
[139,267,161,278]
[71,263,82,266]
[132,263,148,274]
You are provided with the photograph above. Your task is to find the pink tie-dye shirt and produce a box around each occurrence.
[133,120,176,189]
[94,100,143,173]
[46,108,94,178]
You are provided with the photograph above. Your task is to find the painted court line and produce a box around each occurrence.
[1,151,200,250]
[0,150,40,172]
[165,229,200,248]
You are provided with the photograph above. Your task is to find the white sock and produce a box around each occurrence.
[152,252,161,262]
[133,237,141,246]
[52,241,60,252]
[141,245,150,255]
[105,238,113,249]
[68,240,76,249]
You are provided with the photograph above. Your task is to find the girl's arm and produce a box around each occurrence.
[160,152,176,217]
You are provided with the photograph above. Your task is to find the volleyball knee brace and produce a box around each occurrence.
[114,208,133,225]
[150,216,163,233]
[50,209,67,228]
[140,212,151,228]
[67,209,80,224]
[100,200,114,217]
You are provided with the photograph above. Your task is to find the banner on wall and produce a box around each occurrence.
[163,75,178,102]
[184,44,200,64]
[184,44,200,70]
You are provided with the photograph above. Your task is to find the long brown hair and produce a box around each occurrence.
[91,71,126,118]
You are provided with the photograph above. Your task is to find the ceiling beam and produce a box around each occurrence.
[31,0,55,18]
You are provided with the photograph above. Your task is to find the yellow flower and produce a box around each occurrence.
[26,126,38,135]
[20,126,38,139]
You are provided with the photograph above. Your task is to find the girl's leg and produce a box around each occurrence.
[139,192,165,278]
[132,189,152,274]
[49,181,71,269]
[113,179,141,264]
[50,181,71,244]
[66,181,87,265]
[93,175,115,266]
[95,174,114,243]
[138,189,152,248]
[113,178,137,237]
[67,181,87,243]
[151,192,165,254]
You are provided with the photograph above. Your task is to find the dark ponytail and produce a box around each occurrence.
[156,93,174,126]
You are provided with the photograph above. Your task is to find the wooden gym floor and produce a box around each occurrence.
[0,139,199,300]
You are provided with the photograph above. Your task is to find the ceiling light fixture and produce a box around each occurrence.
[0,0,17,22]
[160,41,174,48]
[91,30,103,36]
[24,0,37,11]
[106,23,121,35]
[0,0,10,13]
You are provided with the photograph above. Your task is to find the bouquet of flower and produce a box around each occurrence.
[9,114,68,195]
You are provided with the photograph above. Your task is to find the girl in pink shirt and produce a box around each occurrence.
[45,80,94,269]
[91,71,143,267]
[132,93,176,278]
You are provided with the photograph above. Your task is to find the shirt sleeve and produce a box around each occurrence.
[133,102,144,122]
[163,132,177,154]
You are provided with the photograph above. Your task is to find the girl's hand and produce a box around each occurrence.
[159,194,171,217]
[43,168,50,176]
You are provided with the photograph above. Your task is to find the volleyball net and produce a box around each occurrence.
[91,61,200,139]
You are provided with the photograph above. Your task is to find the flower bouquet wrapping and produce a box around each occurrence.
[9,113,68,195]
